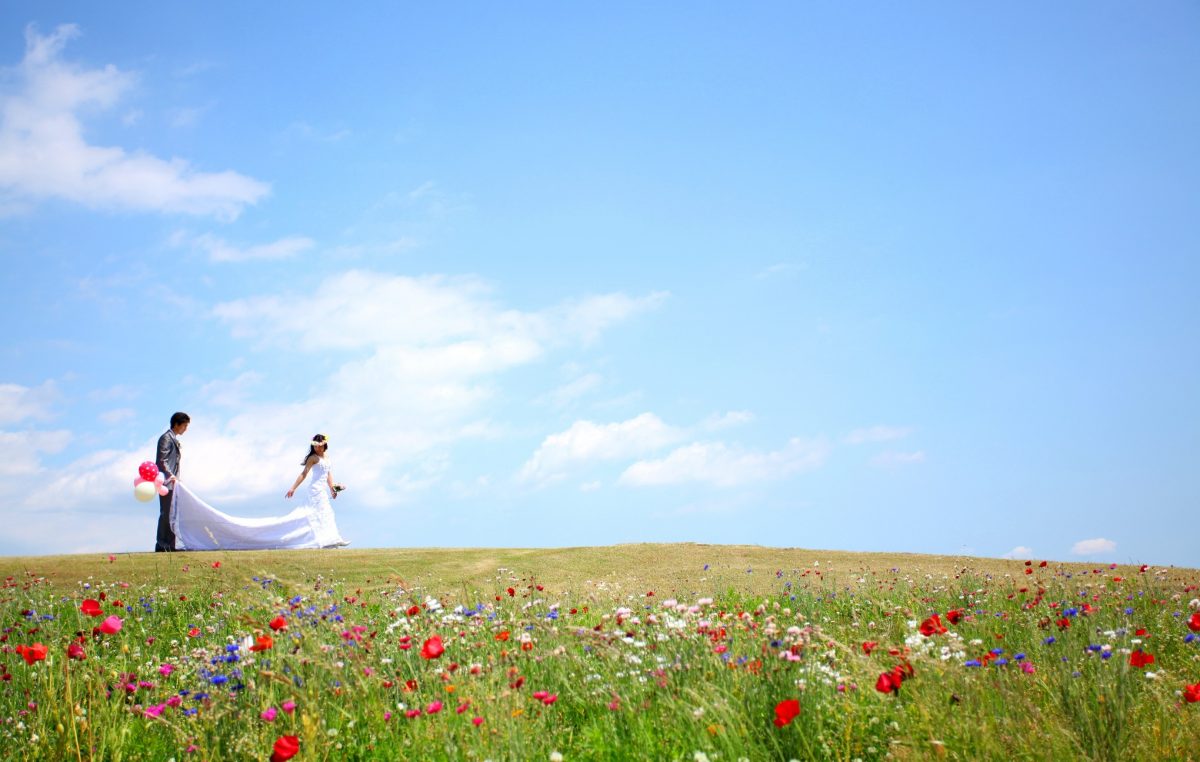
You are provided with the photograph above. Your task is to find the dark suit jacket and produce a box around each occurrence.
[156,430,181,489]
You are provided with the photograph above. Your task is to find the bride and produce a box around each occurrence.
[170,434,350,551]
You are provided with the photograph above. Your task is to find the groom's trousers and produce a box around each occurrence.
[156,492,176,552]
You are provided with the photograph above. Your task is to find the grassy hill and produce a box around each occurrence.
[2,544,1198,761]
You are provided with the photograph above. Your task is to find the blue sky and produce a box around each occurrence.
[1,4,1197,564]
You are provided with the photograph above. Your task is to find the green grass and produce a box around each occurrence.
[1,544,1198,760]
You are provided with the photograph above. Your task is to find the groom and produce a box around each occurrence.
[155,412,190,552]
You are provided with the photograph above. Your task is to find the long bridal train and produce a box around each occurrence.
[170,482,348,551]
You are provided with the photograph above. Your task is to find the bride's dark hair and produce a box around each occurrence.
[302,433,329,464]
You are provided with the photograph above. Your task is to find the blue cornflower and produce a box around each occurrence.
[964,660,982,668]
[210,674,228,685]
[1185,634,1196,643]
[1101,651,1112,660]
[1014,653,1026,661]
[1087,644,1102,653]
[225,644,239,652]
[1043,636,1056,645]
[991,648,1004,656]
[993,658,1009,666]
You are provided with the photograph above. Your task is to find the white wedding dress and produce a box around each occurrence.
[170,458,348,551]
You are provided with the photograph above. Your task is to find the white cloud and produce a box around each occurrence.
[1002,545,1034,560]
[619,437,829,487]
[179,232,315,262]
[1072,538,1117,556]
[0,381,57,425]
[0,271,665,553]
[870,450,926,467]
[519,413,684,484]
[0,24,268,219]
[0,429,71,476]
[844,425,912,445]
[579,480,601,492]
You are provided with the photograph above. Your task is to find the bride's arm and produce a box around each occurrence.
[327,467,337,499]
[285,457,317,498]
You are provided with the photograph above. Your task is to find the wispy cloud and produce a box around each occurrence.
[0,381,58,425]
[755,262,805,279]
[0,24,268,219]
[1072,538,1117,556]
[539,373,603,410]
[844,425,912,445]
[870,450,926,467]
[175,232,316,262]
[98,407,136,425]
[619,437,829,488]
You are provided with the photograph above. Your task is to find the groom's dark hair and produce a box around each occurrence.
[170,412,191,427]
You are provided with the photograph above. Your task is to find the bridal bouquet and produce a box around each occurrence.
[332,483,346,494]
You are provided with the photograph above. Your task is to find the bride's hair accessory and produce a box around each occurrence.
[312,434,329,447]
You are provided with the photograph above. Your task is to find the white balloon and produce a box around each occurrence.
[134,481,157,502]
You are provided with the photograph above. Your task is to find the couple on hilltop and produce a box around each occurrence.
[154,412,349,552]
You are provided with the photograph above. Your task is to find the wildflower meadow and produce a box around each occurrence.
[1,545,1198,761]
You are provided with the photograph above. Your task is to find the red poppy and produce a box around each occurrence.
[1057,617,1070,629]
[250,635,273,652]
[1024,568,1033,575]
[1039,561,1048,567]
[67,642,86,660]
[421,635,445,659]
[919,614,947,637]
[406,605,420,616]
[80,599,103,617]
[495,631,510,642]
[772,698,800,727]
[1187,612,1200,633]
[1129,650,1155,668]
[875,671,899,694]
[270,735,300,762]
[212,562,221,569]
[861,641,877,655]
[945,609,963,625]
[506,587,515,597]
[99,615,123,635]
[1184,682,1200,703]
[268,616,287,631]
[16,643,47,665]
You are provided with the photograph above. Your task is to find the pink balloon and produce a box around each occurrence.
[138,461,158,481]
[157,485,169,496]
